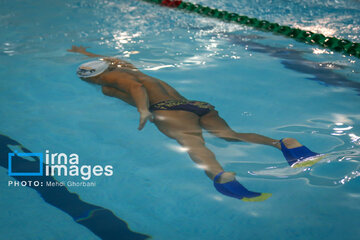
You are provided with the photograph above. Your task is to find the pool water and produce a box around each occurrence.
[1,0,360,239]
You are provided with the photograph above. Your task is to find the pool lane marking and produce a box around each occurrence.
[142,0,360,59]
[0,133,150,240]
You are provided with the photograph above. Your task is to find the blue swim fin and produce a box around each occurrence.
[213,172,271,202]
[280,139,325,168]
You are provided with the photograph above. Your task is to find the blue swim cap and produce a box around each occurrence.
[77,60,110,78]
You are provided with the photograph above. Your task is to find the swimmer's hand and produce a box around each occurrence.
[138,110,154,131]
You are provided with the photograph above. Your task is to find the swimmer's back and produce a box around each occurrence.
[101,69,186,104]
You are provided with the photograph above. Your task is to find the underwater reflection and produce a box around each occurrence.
[223,33,360,95]
[250,149,360,187]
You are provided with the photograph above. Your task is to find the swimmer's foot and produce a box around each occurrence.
[280,138,325,168]
[213,172,272,202]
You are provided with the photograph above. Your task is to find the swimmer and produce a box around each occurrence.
[68,45,324,202]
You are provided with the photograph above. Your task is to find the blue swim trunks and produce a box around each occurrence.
[149,100,214,117]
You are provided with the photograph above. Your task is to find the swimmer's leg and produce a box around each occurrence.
[153,110,270,201]
[153,110,223,180]
[199,110,281,148]
[200,110,323,167]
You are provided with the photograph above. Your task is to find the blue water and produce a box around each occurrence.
[1,0,360,239]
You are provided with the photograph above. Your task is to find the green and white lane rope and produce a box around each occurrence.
[141,0,360,59]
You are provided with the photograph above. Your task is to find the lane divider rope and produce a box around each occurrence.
[141,0,360,59]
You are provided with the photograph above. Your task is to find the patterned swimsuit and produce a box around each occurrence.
[149,99,214,117]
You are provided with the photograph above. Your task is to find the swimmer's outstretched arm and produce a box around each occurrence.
[67,45,138,71]
[67,45,105,58]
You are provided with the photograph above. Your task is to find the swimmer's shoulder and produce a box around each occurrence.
[101,67,161,86]
[101,70,133,79]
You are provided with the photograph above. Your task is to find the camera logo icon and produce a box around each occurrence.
[8,151,43,176]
